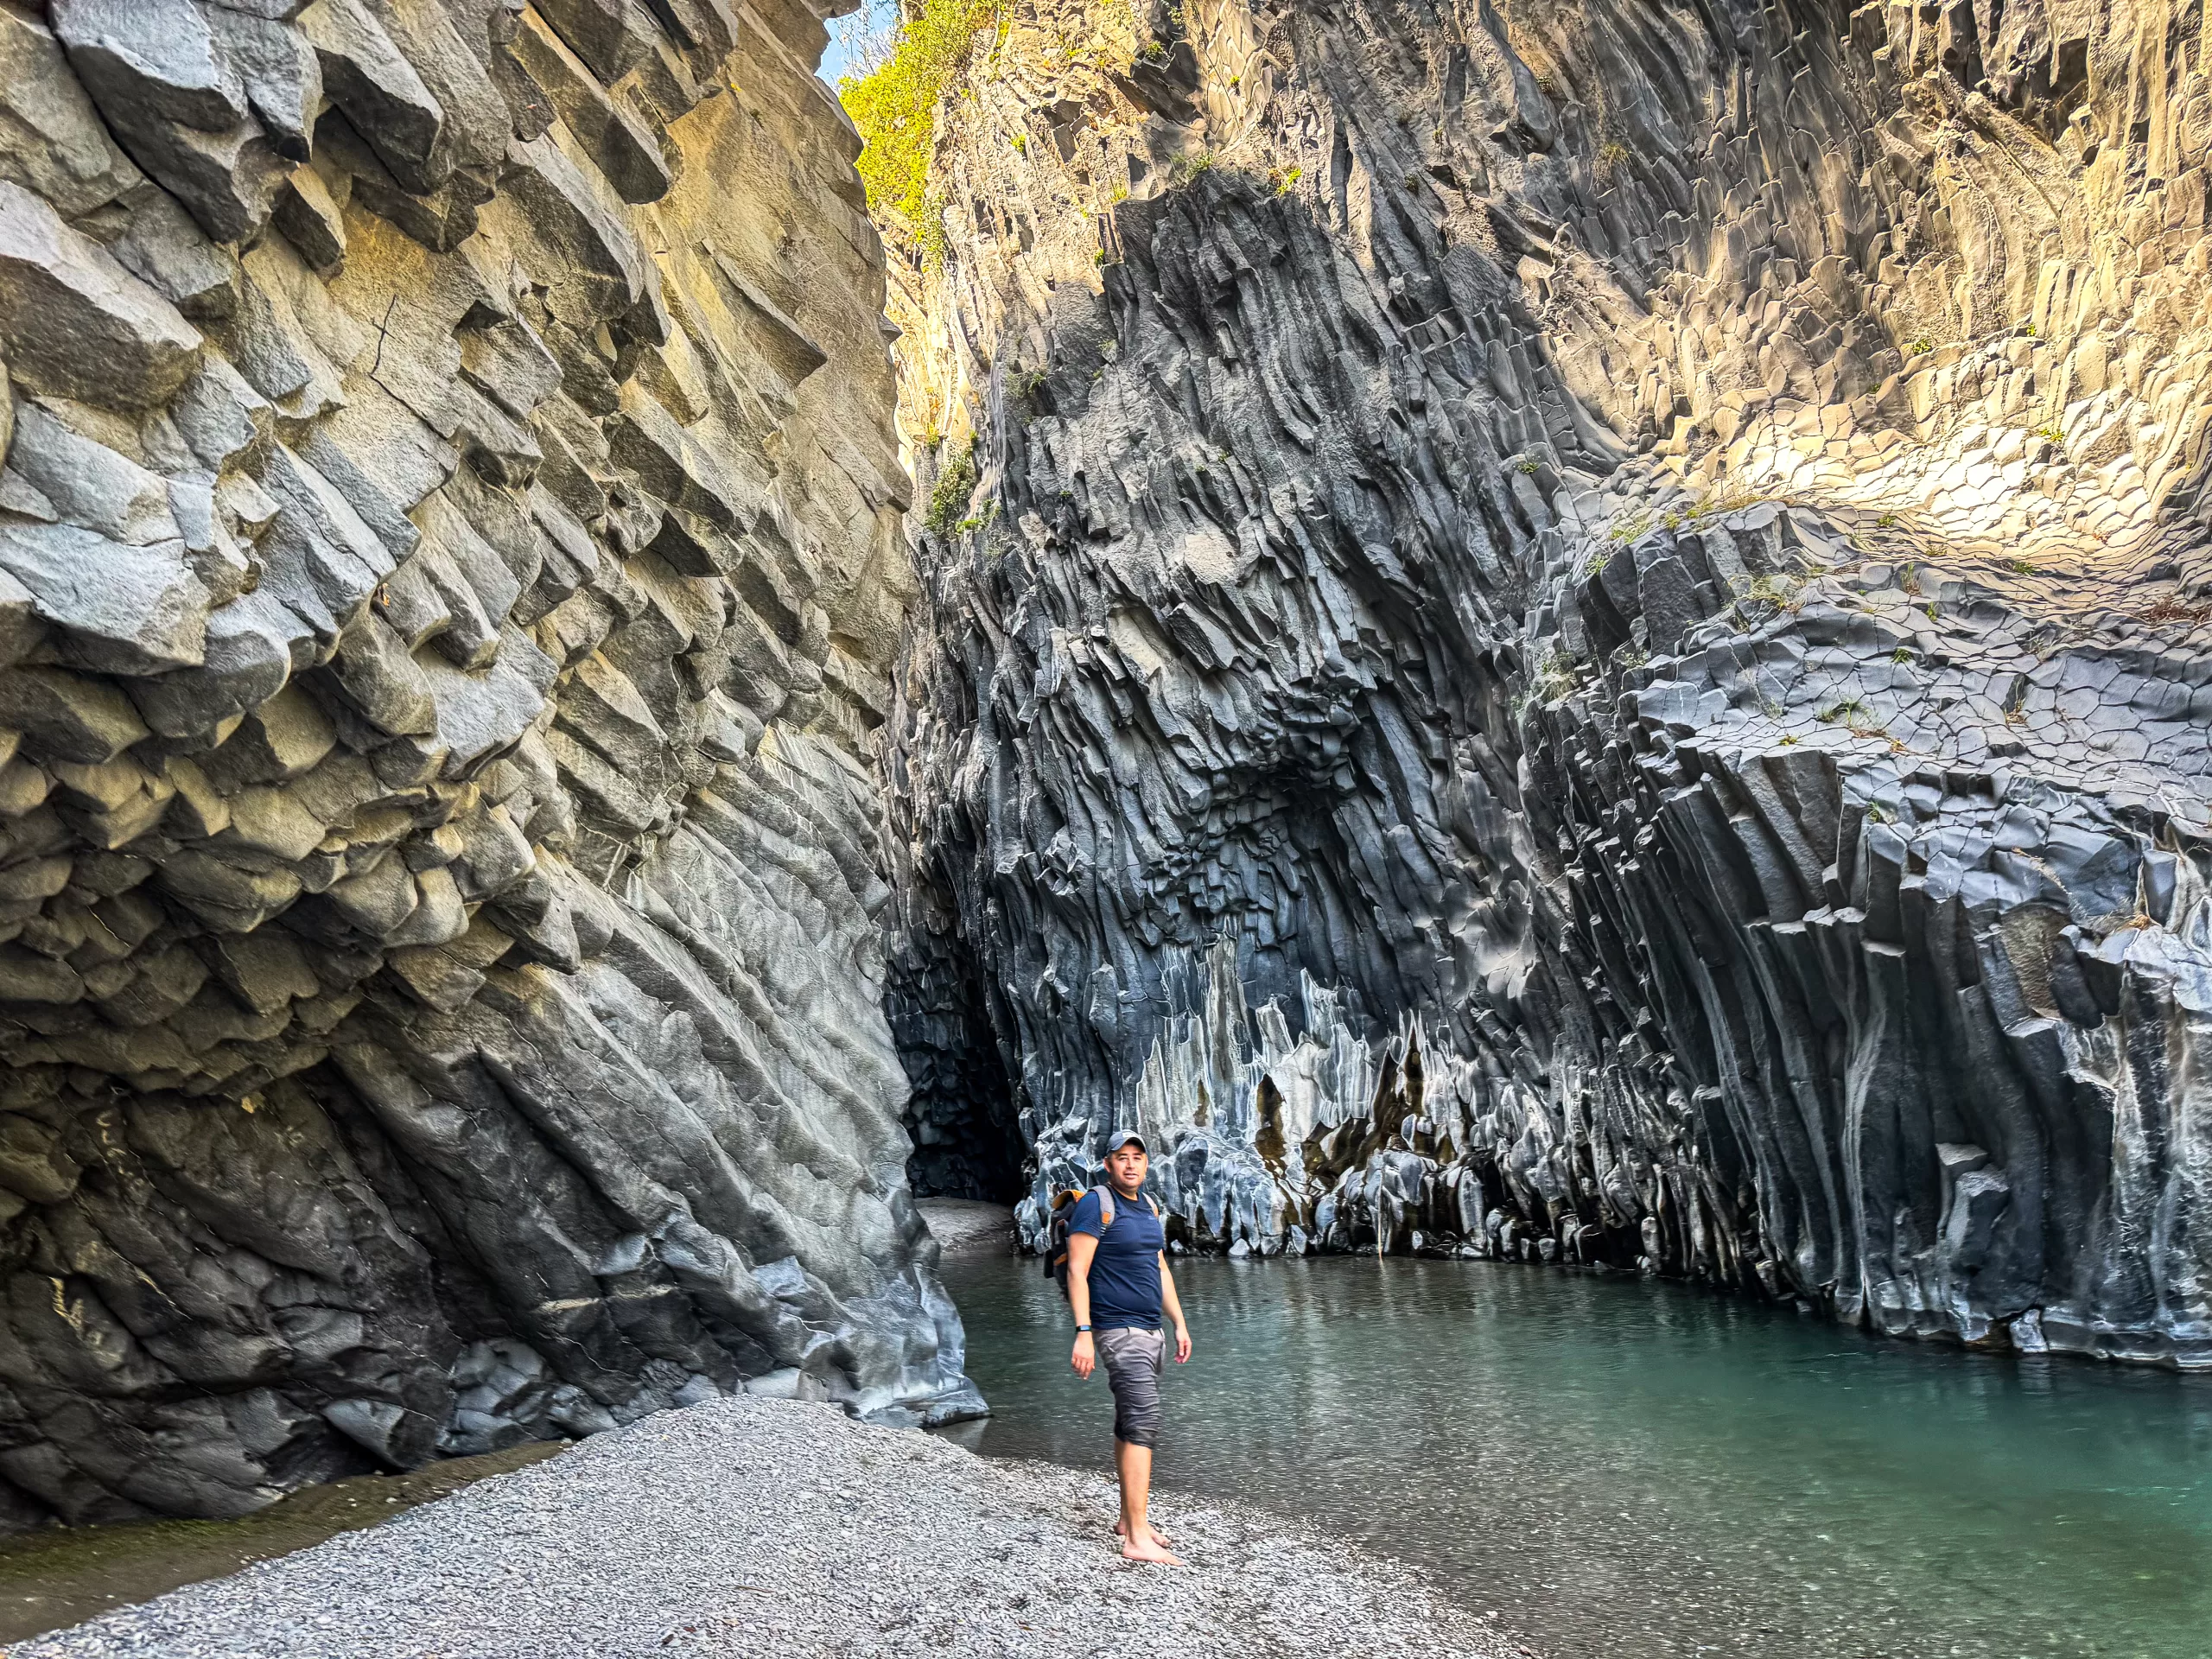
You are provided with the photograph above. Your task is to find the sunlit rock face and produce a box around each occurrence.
[0,1,981,1534]
[880,0,2212,1364]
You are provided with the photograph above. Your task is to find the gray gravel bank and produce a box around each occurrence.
[16,1396,1529,1658]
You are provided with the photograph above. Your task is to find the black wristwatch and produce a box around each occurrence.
[1076,1324,1092,1332]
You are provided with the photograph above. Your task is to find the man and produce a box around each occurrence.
[1065,1129,1192,1565]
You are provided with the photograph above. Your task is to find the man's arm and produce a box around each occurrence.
[1068,1231,1099,1378]
[1159,1253,1192,1363]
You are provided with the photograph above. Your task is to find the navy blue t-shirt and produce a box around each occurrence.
[1069,1187,1165,1331]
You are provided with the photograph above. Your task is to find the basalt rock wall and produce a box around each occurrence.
[0,0,980,1535]
[880,0,2212,1363]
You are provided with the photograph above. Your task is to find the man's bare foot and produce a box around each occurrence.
[1115,1517,1172,1547]
[1120,1533,1184,1565]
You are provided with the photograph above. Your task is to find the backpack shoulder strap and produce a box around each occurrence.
[1098,1187,1114,1230]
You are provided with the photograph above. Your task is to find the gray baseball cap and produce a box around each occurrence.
[1102,1128,1148,1154]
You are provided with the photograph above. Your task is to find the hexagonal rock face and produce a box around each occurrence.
[880,0,2212,1366]
[0,3,972,1533]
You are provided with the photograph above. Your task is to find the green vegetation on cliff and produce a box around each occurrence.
[838,0,1001,231]
[925,437,980,536]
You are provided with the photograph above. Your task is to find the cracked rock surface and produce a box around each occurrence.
[0,0,979,1535]
[880,0,2212,1364]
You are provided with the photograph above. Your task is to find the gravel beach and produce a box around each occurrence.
[13,1395,1530,1659]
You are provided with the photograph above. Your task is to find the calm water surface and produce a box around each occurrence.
[935,1253,2212,1659]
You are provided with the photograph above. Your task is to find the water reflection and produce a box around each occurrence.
[938,1253,2212,1659]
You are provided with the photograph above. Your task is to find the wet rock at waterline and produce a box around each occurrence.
[877,0,2212,1364]
[0,1,977,1535]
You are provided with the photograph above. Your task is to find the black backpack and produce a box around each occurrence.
[1045,1185,1163,1299]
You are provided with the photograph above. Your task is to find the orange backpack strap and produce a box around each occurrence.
[1092,1189,1163,1230]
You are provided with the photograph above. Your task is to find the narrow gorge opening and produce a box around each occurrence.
[888,901,1027,1201]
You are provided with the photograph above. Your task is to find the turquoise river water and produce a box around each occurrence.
[934,1252,2212,1659]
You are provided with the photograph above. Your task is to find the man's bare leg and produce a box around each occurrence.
[1116,1440,1181,1562]
[1112,1438,1169,1546]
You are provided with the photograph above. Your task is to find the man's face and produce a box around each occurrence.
[1107,1144,1147,1189]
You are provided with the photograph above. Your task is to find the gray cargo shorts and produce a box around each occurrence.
[1096,1325,1166,1447]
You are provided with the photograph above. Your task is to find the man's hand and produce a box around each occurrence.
[1071,1331,1096,1378]
[1173,1322,1192,1363]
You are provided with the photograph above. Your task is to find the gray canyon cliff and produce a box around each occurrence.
[880,0,2212,1367]
[0,0,982,1535]
[7,0,2212,1541]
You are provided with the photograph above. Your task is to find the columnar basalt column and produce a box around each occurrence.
[875,0,2212,1365]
